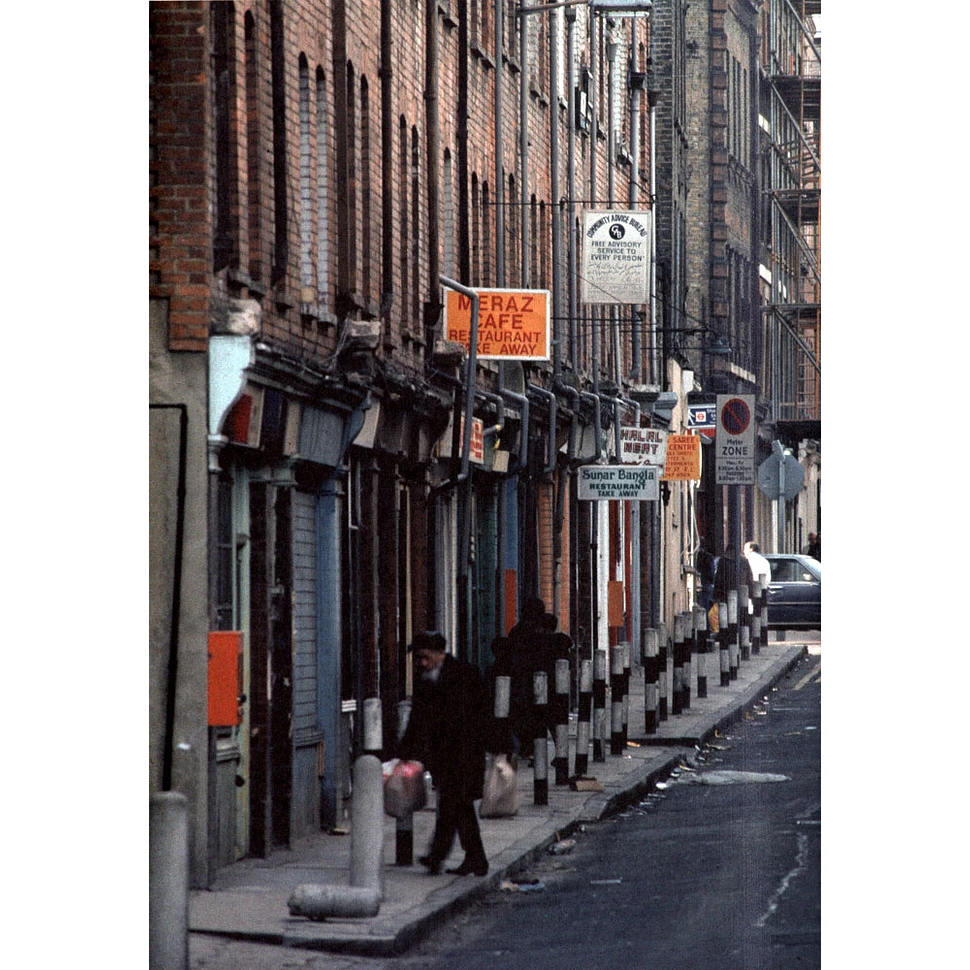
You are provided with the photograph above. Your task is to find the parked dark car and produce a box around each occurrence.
[764,554,821,630]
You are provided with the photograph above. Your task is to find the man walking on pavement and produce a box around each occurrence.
[397,631,489,877]
[743,540,772,587]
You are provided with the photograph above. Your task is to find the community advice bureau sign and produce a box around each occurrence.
[582,210,652,305]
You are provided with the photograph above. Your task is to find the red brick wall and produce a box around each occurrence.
[150,2,211,352]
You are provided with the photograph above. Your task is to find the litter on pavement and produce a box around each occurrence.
[671,769,790,785]
[499,879,546,893]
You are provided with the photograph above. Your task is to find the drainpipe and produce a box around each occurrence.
[492,376,528,631]
[500,382,530,611]
[628,17,643,379]
[648,90,659,386]
[501,386,530,473]
[580,391,603,463]
[288,755,384,919]
[382,1,395,324]
[527,381,558,616]
[556,381,581,645]
[477,390,506,442]
[580,386,602,657]
[527,383,557,474]
[440,277,480,657]
[601,393,643,648]
[566,6,578,369]
[646,71,661,631]
[626,398,642,653]
[149,403,188,794]
[605,29,625,397]
[520,3,530,285]
[495,0,505,282]
[424,0,440,325]
[550,6,563,380]
[557,383,581,469]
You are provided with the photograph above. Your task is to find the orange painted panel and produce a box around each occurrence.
[608,580,625,627]
[505,569,518,635]
[208,631,243,726]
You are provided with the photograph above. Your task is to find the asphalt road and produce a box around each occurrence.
[190,646,821,970]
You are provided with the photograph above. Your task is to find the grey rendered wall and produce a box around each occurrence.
[149,298,212,888]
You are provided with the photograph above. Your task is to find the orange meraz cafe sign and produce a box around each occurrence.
[443,288,551,361]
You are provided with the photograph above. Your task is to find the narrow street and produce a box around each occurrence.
[190,645,821,970]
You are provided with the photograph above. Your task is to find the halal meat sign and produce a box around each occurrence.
[715,394,755,485]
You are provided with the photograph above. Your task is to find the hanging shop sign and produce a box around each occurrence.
[443,288,550,360]
[661,434,702,481]
[619,426,667,465]
[715,394,756,485]
[435,414,485,464]
[687,402,717,440]
[578,464,659,501]
[581,210,652,305]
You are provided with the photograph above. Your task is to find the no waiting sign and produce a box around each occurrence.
[715,395,755,485]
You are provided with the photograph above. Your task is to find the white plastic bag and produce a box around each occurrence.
[480,754,519,818]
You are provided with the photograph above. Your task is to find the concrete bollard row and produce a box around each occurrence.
[671,613,686,716]
[718,602,730,687]
[395,699,414,866]
[623,642,632,744]
[643,627,659,735]
[727,591,739,681]
[593,648,607,762]
[553,658,570,784]
[758,573,769,646]
[609,644,626,755]
[532,670,549,805]
[575,659,593,776]
[657,622,669,721]
[750,579,762,655]
[693,605,708,700]
[739,584,751,662]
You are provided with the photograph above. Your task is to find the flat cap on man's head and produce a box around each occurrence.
[409,630,447,653]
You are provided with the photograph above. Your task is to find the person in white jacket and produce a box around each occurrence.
[743,541,772,588]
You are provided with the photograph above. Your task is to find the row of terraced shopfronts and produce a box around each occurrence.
[149,0,821,888]
[202,339,688,871]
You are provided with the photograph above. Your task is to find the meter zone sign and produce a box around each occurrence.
[715,395,755,485]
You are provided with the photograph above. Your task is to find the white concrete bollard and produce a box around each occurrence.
[149,792,189,970]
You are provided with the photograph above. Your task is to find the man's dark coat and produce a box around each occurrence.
[399,653,487,802]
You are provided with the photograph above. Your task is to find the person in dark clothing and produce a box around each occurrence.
[484,636,519,758]
[712,544,738,604]
[694,537,717,609]
[805,532,821,560]
[507,598,554,753]
[541,611,575,708]
[397,631,489,877]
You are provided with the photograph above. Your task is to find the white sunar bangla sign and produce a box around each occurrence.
[577,464,659,501]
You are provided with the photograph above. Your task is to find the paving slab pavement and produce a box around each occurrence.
[189,637,810,956]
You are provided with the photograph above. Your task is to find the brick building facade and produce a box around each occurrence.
[149,0,819,887]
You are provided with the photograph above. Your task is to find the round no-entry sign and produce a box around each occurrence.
[720,398,751,436]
